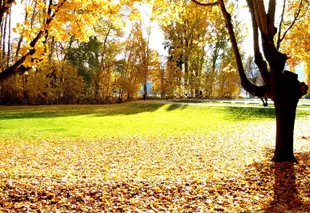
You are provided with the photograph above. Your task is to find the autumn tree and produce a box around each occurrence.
[162,1,211,98]
[0,0,137,104]
[116,23,146,100]
[0,0,134,82]
[24,60,84,104]
[150,65,166,98]
[135,20,152,100]
[192,0,308,162]
[203,8,243,98]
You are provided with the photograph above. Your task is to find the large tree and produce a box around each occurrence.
[192,0,308,162]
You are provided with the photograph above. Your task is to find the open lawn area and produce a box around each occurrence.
[0,101,310,212]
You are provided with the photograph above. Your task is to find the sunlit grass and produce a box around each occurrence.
[0,102,280,140]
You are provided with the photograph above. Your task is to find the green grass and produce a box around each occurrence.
[0,102,281,140]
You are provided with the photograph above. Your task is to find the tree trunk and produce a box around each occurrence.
[272,71,303,162]
[143,82,147,100]
[273,98,298,162]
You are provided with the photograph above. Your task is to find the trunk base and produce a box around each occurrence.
[271,154,297,163]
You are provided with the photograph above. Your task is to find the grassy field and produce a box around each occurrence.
[0,101,310,212]
[0,101,280,139]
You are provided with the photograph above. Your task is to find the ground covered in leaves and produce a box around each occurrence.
[0,102,310,212]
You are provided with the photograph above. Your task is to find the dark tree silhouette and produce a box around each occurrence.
[192,0,308,162]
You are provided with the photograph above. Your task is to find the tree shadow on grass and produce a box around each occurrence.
[246,148,310,212]
[225,107,275,120]
[225,106,310,121]
[0,111,83,120]
[165,104,188,111]
[0,102,169,120]
[171,99,206,103]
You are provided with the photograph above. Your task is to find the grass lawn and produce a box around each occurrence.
[0,101,310,212]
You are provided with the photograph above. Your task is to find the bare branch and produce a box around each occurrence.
[276,0,286,49]
[246,0,269,84]
[218,0,266,97]
[267,0,277,35]
[254,0,269,34]
[252,0,262,31]
[190,0,218,7]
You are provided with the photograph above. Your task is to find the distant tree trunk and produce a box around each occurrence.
[0,1,15,27]
[143,81,147,100]
[2,12,7,59]
[48,36,55,61]
[15,0,32,59]
[7,10,11,67]
[161,70,165,99]
[261,97,268,107]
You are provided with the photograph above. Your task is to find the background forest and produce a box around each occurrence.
[0,0,309,104]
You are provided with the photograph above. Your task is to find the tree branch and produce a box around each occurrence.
[267,0,277,35]
[246,0,269,84]
[250,1,259,31]
[253,0,269,34]
[276,0,286,49]
[260,1,269,33]
[218,0,266,97]
[190,0,218,7]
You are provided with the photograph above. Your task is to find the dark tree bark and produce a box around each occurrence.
[143,81,147,100]
[272,71,307,162]
[7,8,11,67]
[2,11,7,59]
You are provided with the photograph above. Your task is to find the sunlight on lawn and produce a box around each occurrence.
[0,102,310,212]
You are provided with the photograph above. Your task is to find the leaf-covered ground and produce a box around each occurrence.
[0,102,310,212]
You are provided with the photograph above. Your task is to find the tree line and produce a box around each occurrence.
[0,0,256,104]
[0,0,308,105]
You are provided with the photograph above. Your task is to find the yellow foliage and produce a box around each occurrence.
[282,1,310,69]
[24,60,85,104]
[13,0,136,67]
